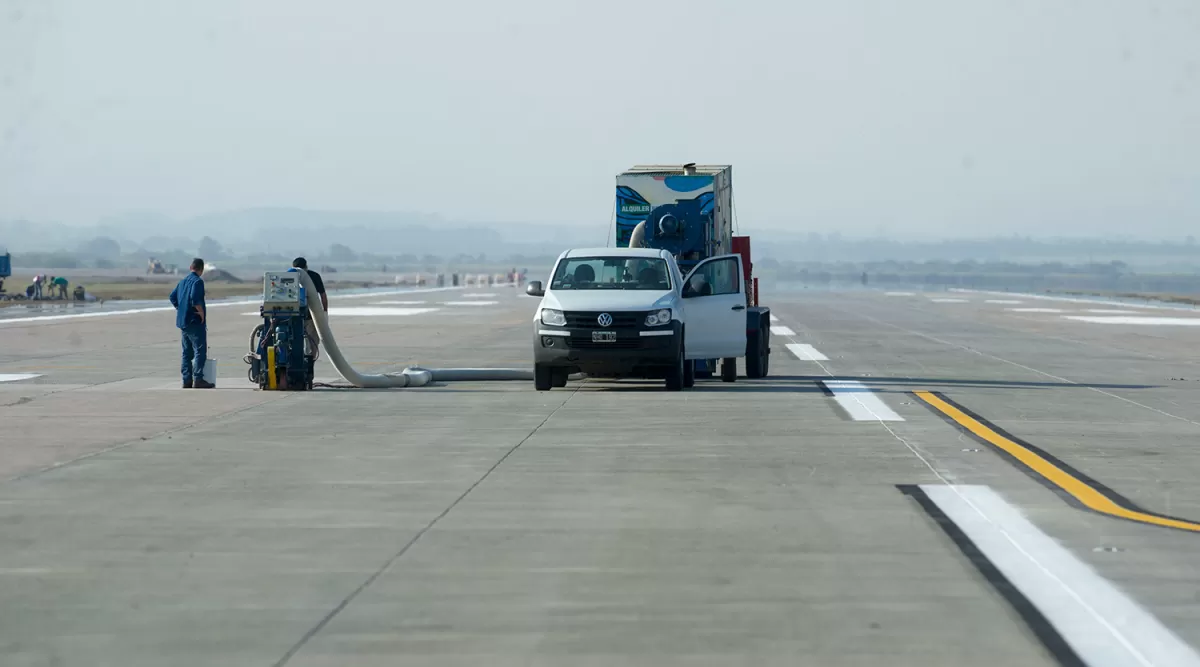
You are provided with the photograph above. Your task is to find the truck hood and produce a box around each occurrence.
[540,289,677,312]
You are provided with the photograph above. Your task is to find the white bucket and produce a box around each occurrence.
[203,358,217,387]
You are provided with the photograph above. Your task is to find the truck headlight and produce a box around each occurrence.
[540,308,566,326]
[645,309,672,326]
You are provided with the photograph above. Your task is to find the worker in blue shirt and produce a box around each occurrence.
[169,258,212,388]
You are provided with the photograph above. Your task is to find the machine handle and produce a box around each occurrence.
[731,305,745,311]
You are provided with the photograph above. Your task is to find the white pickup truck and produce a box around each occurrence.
[525,247,761,391]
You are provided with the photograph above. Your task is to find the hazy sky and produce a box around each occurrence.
[1,0,1198,238]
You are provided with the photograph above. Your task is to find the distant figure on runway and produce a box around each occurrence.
[169,258,212,389]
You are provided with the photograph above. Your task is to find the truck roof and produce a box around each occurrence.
[621,164,731,176]
[561,247,670,259]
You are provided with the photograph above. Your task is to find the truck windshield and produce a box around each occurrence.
[550,257,672,291]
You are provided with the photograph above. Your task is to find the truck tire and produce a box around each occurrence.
[746,329,769,378]
[683,358,695,388]
[552,369,568,387]
[665,346,685,391]
[534,364,553,391]
[721,357,737,383]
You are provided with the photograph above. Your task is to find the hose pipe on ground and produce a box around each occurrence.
[292,269,534,387]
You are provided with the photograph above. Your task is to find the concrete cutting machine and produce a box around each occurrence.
[246,271,317,391]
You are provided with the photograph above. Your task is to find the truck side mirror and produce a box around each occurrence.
[525,281,544,297]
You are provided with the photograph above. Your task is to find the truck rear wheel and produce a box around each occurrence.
[534,364,553,391]
[721,357,737,383]
[683,359,695,388]
[746,329,769,378]
[552,369,568,387]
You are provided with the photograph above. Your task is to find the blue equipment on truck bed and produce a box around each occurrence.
[614,163,770,379]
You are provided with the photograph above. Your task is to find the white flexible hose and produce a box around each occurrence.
[293,269,533,387]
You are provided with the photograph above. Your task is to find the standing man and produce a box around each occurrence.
[289,257,326,377]
[169,258,212,389]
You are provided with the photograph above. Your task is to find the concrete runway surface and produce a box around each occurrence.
[2,286,1200,666]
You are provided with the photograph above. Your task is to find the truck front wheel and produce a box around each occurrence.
[534,364,553,391]
[665,345,685,391]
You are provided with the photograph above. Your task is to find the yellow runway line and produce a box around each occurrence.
[915,390,1200,533]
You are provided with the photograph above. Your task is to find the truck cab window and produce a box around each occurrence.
[551,257,672,290]
[686,257,740,296]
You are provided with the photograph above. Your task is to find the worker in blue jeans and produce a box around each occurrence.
[169,258,213,388]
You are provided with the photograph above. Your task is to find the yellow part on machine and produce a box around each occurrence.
[266,346,277,390]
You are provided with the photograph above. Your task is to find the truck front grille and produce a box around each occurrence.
[564,311,643,329]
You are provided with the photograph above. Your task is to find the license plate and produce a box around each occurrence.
[592,331,617,343]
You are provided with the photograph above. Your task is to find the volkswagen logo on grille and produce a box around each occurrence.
[597,313,613,327]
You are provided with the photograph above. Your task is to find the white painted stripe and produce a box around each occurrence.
[786,343,828,361]
[243,307,441,317]
[639,330,674,337]
[442,300,499,306]
[930,298,968,303]
[769,314,780,322]
[986,299,1023,304]
[951,289,1188,312]
[1087,309,1147,314]
[0,373,41,382]
[0,286,467,326]
[371,300,427,305]
[771,326,795,336]
[463,292,496,297]
[538,329,570,337]
[922,485,1200,667]
[1009,307,1065,313]
[1065,316,1200,326]
[823,380,903,421]
[885,291,915,296]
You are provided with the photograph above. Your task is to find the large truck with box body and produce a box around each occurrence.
[613,164,770,380]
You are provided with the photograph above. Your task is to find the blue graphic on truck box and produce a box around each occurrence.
[615,174,714,247]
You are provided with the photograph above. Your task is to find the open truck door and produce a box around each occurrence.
[681,254,747,360]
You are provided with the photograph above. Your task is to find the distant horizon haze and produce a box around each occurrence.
[1,0,1197,239]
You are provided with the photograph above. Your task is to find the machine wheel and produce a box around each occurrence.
[683,358,695,388]
[721,357,737,383]
[746,329,769,378]
[665,345,685,391]
[534,364,553,391]
[551,369,568,387]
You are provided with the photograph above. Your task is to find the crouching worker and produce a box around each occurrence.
[169,258,212,388]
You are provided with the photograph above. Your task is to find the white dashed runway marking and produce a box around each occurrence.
[1008,308,1064,313]
[822,381,904,421]
[1064,316,1200,326]
[786,344,828,361]
[0,374,41,382]
[771,326,796,336]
